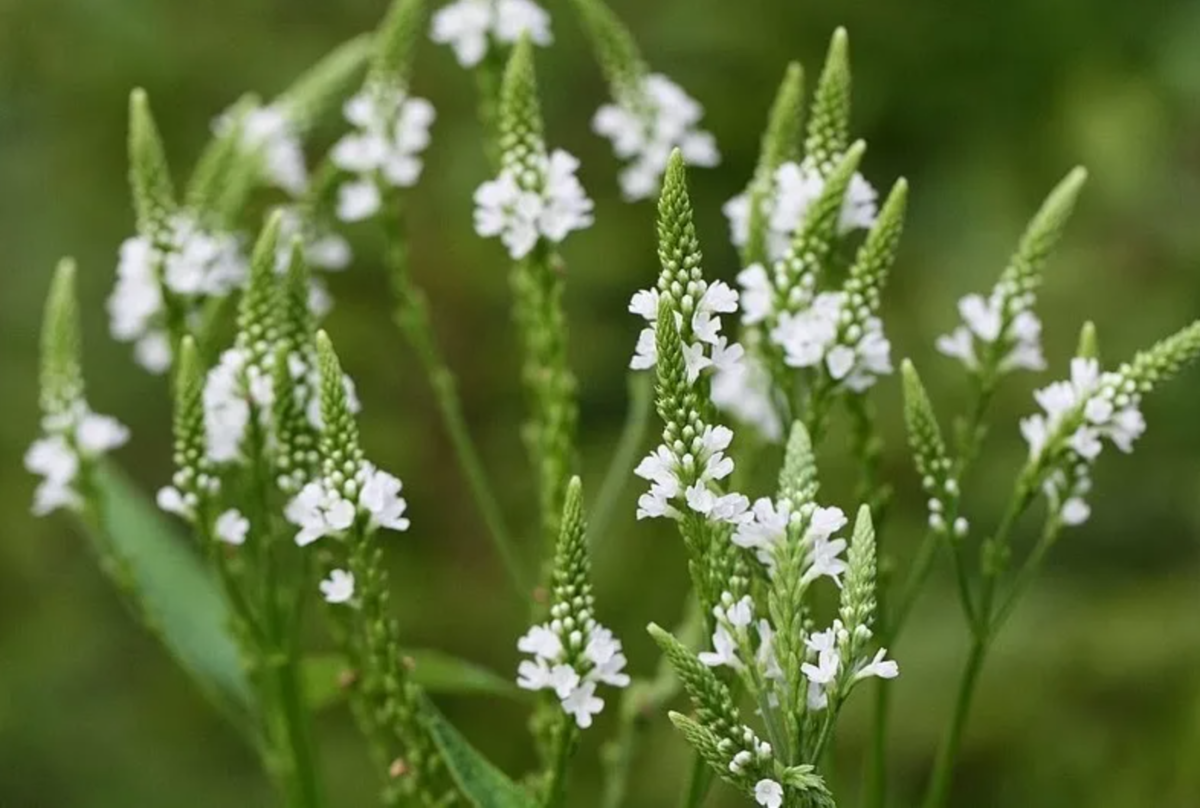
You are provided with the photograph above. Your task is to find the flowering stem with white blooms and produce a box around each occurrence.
[480,37,591,583]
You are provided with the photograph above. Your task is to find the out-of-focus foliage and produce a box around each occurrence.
[1,1,1199,806]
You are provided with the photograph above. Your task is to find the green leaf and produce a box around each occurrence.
[304,650,525,712]
[87,465,252,712]
[422,699,537,808]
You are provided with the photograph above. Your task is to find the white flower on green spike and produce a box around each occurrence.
[30,261,130,516]
[475,39,593,258]
[725,159,877,264]
[330,83,435,221]
[754,779,784,808]
[214,509,250,545]
[108,215,247,374]
[593,73,719,201]
[431,0,552,68]
[214,103,308,196]
[319,568,356,604]
[473,150,593,259]
[771,291,844,369]
[628,279,742,374]
[515,478,629,727]
[936,290,1045,373]
[710,353,783,442]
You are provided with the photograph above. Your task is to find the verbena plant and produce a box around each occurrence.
[23,1,1200,806]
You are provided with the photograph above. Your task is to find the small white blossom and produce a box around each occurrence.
[214,509,249,545]
[711,352,783,442]
[724,159,878,264]
[215,104,308,196]
[936,291,1046,374]
[319,569,356,604]
[431,0,551,69]
[561,680,604,729]
[854,648,899,682]
[330,85,435,222]
[515,617,629,729]
[108,216,247,374]
[593,74,719,201]
[754,779,784,808]
[474,150,594,259]
[26,406,129,517]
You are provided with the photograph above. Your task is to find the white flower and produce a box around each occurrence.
[854,648,899,682]
[736,264,775,325]
[562,680,604,728]
[755,779,784,808]
[203,349,253,464]
[938,290,1046,374]
[804,534,849,587]
[473,150,593,259]
[331,86,435,222]
[76,413,130,456]
[771,292,844,369]
[699,624,743,670]
[215,104,308,196]
[593,73,719,201]
[25,435,81,516]
[711,352,783,442]
[286,481,357,546]
[518,624,563,660]
[549,664,581,700]
[733,497,790,557]
[337,179,382,222]
[157,486,191,519]
[517,658,553,690]
[358,465,410,532]
[431,0,551,68]
[1060,497,1091,525]
[214,509,249,545]
[107,217,247,374]
[320,569,356,604]
[726,160,877,263]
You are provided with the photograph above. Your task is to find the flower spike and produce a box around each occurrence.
[803,28,852,176]
[128,89,176,236]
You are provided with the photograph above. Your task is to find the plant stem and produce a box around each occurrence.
[264,650,326,808]
[601,599,703,808]
[588,372,654,548]
[863,676,891,808]
[381,205,528,600]
[680,752,714,808]
[543,721,578,808]
[920,633,988,808]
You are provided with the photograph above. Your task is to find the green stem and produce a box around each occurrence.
[680,752,714,808]
[264,651,326,808]
[543,721,578,808]
[588,372,654,547]
[381,203,528,600]
[919,634,988,808]
[601,599,703,808]
[990,515,1063,636]
[863,677,891,808]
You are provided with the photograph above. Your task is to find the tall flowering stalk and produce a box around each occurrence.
[477,36,592,583]
[285,332,461,807]
[568,0,719,200]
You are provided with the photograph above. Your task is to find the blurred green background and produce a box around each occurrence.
[2,0,1200,806]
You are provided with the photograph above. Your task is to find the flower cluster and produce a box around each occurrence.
[724,159,878,265]
[593,74,719,201]
[733,499,849,585]
[26,405,129,516]
[516,621,630,728]
[710,353,783,442]
[1020,357,1145,525]
[634,424,749,523]
[286,461,411,547]
[800,618,897,710]
[108,215,247,373]
[330,83,436,222]
[215,103,309,197]
[935,289,1045,374]
[628,282,742,380]
[431,0,551,68]
[473,149,593,259]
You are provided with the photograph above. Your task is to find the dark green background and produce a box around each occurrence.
[2,0,1199,806]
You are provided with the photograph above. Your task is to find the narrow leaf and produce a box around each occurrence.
[422,700,537,808]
